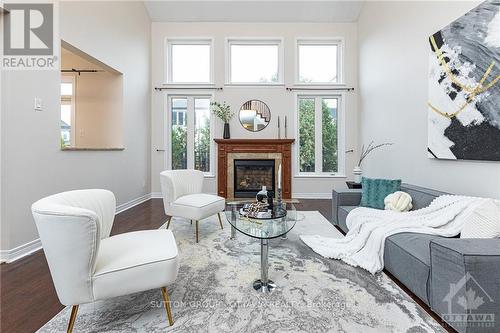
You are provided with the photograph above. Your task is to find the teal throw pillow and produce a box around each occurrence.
[360,177,402,209]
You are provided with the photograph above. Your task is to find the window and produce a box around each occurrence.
[171,98,188,169]
[194,99,211,172]
[298,98,315,172]
[171,98,187,127]
[227,39,283,84]
[60,75,75,148]
[170,96,212,174]
[166,39,213,84]
[297,39,342,84]
[297,95,343,176]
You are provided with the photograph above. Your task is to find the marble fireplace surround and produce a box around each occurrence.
[214,139,294,200]
[227,152,282,199]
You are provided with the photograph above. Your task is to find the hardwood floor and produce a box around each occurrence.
[0,199,452,332]
[0,199,168,333]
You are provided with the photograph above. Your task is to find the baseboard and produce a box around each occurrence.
[150,192,216,199]
[151,192,330,200]
[115,193,152,214]
[0,238,42,263]
[1,192,154,264]
[151,192,332,200]
[1,191,331,263]
[293,193,332,199]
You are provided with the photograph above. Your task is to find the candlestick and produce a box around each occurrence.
[284,116,287,138]
[277,188,283,209]
[278,116,281,139]
[278,164,282,189]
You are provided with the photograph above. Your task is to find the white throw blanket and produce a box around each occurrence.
[300,195,485,274]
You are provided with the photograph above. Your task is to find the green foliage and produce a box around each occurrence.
[322,103,337,172]
[299,99,316,172]
[172,113,210,171]
[210,101,234,123]
[299,99,337,173]
[171,125,187,169]
[60,136,68,149]
[195,117,211,172]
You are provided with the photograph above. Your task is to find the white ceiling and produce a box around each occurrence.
[143,1,364,23]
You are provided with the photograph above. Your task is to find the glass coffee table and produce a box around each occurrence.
[224,202,297,293]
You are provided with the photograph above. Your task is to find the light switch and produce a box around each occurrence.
[34,97,43,111]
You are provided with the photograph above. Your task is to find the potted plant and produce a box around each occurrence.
[210,101,234,139]
[355,141,393,183]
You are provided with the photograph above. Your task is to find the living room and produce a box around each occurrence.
[1,1,499,332]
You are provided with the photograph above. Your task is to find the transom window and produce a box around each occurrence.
[169,96,213,174]
[227,39,283,84]
[297,94,344,176]
[166,39,213,84]
[297,39,342,84]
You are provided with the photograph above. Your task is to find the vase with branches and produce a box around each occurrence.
[354,141,393,183]
[211,101,234,139]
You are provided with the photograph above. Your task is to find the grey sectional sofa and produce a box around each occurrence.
[332,183,500,333]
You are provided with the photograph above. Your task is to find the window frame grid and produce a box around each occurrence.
[164,38,215,85]
[295,38,345,86]
[294,92,346,178]
[225,37,284,86]
[165,92,215,177]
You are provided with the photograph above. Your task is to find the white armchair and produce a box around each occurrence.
[160,170,225,242]
[32,189,179,332]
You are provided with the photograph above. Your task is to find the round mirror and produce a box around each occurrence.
[239,100,271,132]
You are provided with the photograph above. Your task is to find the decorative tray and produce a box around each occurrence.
[239,203,286,220]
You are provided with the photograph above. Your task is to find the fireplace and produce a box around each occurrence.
[234,159,275,198]
[214,139,294,199]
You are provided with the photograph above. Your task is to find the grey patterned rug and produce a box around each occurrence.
[38,211,444,332]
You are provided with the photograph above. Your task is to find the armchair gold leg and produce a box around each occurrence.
[195,220,199,243]
[217,212,224,230]
[166,216,172,229]
[161,287,174,326]
[67,305,79,333]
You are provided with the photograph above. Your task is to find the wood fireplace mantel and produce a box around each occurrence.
[214,139,295,199]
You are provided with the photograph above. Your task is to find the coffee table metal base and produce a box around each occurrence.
[253,279,276,293]
[254,238,276,293]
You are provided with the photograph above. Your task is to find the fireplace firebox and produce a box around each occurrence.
[234,159,275,198]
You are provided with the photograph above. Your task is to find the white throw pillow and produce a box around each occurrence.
[461,199,500,239]
[384,191,413,212]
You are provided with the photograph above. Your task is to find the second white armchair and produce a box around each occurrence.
[160,170,225,242]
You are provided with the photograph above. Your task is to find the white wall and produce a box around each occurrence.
[0,1,151,255]
[151,22,359,198]
[358,1,500,199]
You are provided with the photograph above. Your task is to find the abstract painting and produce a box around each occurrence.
[428,0,500,161]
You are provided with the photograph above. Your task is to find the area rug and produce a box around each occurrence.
[37,211,445,332]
